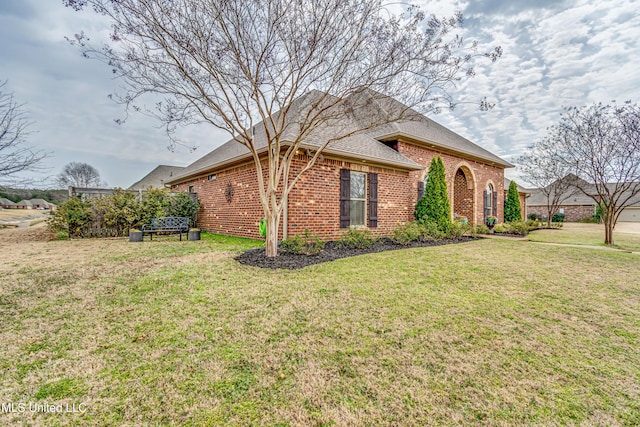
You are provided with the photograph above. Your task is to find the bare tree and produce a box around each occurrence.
[56,161,106,188]
[65,0,501,256]
[541,103,640,245]
[0,80,48,187]
[518,141,579,228]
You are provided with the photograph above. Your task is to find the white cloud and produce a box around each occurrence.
[2,0,639,188]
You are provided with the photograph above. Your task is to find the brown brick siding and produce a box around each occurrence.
[397,141,505,225]
[176,141,507,238]
[453,169,474,220]
[528,204,595,221]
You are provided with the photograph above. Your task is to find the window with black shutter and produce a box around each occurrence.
[368,173,378,228]
[340,169,350,228]
[340,169,370,228]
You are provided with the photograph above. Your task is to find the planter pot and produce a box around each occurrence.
[188,229,201,241]
[459,218,468,224]
[129,230,143,242]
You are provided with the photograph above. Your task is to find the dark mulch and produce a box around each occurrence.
[235,236,479,270]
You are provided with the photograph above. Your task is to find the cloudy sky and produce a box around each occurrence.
[1,0,639,188]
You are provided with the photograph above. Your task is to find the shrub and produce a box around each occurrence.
[493,223,508,233]
[93,190,141,236]
[280,229,325,255]
[527,213,539,221]
[449,221,475,238]
[526,219,541,231]
[475,224,490,235]
[47,197,93,238]
[140,188,171,226]
[507,220,529,235]
[504,180,523,222]
[414,156,451,234]
[167,192,199,226]
[420,219,447,239]
[392,222,424,245]
[338,228,377,249]
[552,212,565,223]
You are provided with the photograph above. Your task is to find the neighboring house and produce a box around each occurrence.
[167,91,513,239]
[28,199,56,210]
[528,179,640,222]
[503,178,531,220]
[0,198,17,209]
[128,165,185,191]
[15,200,33,209]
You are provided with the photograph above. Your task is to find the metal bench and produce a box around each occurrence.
[141,217,190,241]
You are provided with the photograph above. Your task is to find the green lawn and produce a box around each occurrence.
[528,222,640,252]
[1,231,639,426]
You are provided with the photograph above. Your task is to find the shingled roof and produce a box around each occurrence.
[129,165,186,191]
[168,90,511,184]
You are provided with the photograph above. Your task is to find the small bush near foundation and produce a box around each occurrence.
[493,223,508,233]
[552,213,565,223]
[475,224,490,235]
[528,213,539,221]
[338,228,377,249]
[421,220,447,239]
[280,229,325,255]
[392,222,426,245]
[507,220,529,235]
[449,221,475,238]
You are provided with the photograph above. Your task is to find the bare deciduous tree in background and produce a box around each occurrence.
[56,161,106,188]
[64,0,501,256]
[553,103,640,245]
[518,142,579,228]
[522,102,640,245]
[0,80,48,187]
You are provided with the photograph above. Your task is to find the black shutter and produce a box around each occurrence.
[368,173,378,228]
[417,181,424,201]
[483,190,488,219]
[493,191,498,217]
[340,169,350,228]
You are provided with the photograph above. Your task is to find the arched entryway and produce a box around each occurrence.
[453,167,475,223]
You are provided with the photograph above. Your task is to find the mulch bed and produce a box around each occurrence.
[235,236,479,270]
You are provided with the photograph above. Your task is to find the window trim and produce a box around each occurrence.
[349,171,367,227]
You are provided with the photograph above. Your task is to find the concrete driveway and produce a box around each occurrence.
[615,222,640,234]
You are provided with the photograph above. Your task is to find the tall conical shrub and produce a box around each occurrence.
[414,156,451,233]
[504,180,522,222]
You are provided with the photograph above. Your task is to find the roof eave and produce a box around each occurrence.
[377,131,514,169]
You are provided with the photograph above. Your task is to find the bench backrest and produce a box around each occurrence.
[151,216,189,230]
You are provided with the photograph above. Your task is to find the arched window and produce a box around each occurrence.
[484,183,495,218]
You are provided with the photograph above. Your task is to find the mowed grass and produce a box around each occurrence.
[1,231,639,426]
[528,222,640,252]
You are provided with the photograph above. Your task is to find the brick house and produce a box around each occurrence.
[167,91,513,239]
[528,178,640,222]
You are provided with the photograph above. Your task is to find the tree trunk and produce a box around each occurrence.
[604,209,615,245]
[265,211,280,257]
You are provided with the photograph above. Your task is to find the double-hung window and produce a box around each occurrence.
[340,169,378,228]
[349,172,366,226]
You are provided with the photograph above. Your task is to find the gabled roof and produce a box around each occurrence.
[129,165,186,190]
[527,176,640,207]
[0,198,16,206]
[168,90,511,184]
[504,178,532,194]
[28,198,52,206]
[16,200,33,207]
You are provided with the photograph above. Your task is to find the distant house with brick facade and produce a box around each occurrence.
[166,91,513,239]
[528,177,640,222]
